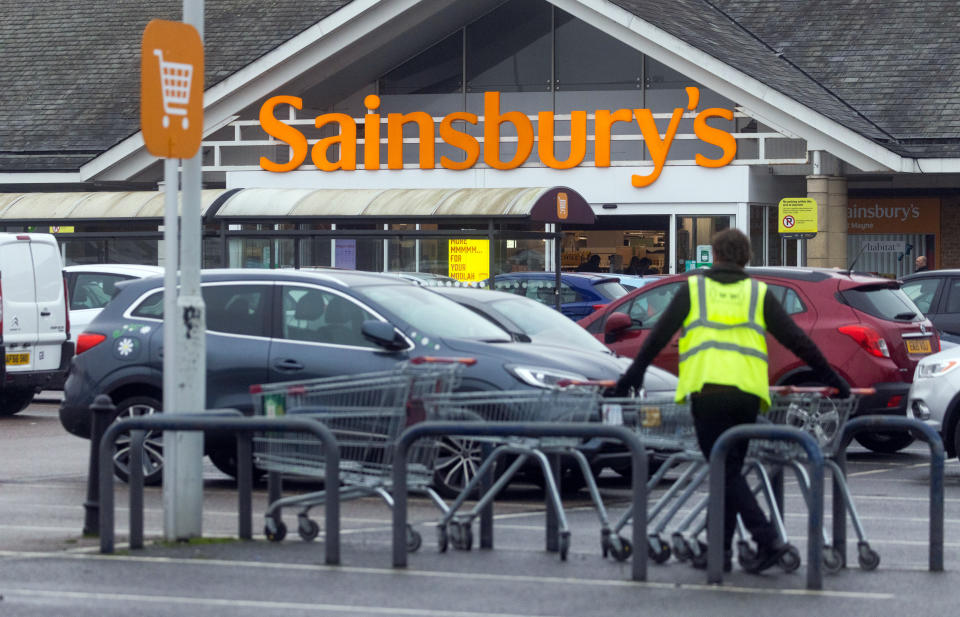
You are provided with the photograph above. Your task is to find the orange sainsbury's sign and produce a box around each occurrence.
[258,88,736,188]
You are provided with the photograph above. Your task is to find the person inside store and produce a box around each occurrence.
[624,256,654,276]
[915,255,930,272]
[613,228,849,574]
[577,254,601,272]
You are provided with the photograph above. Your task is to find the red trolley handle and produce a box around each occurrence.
[408,356,477,366]
[769,385,875,397]
[556,379,617,388]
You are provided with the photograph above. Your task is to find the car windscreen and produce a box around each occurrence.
[359,284,512,342]
[592,281,629,300]
[488,296,612,352]
[840,284,924,322]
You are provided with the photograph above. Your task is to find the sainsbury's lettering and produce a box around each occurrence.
[258,88,738,188]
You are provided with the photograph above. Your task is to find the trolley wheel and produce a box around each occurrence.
[857,542,880,571]
[559,531,571,561]
[778,544,802,572]
[406,525,422,553]
[265,519,287,543]
[672,534,692,562]
[437,525,448,553]
[607,536,632,562]
[297,517,319,542]
[648,536,671,564]
[823,546,843,573]
[451,521,472,551]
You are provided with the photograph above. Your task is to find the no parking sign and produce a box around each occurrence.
[778,198,818,238]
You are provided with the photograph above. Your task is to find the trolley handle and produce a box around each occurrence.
[770,385,876,398]
[556,379,617,388]
[408,356,477,366]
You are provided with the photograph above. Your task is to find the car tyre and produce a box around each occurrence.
[0,387,36,416]
[110,395,164,486]
[208,448,266,483]
[853,431,914,454]
[432,436,488,499]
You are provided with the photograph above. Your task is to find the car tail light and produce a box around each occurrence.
[75,333,106,355]
[62,274,70,338]
[886,395,903,409]
[837,324,890,358]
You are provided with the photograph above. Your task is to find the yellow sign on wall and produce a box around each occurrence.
[777,197,818,234]
[448,239,489,282]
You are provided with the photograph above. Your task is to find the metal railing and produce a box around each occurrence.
[390,421,649,581]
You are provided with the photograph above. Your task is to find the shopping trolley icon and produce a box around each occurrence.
[153,48,193,130]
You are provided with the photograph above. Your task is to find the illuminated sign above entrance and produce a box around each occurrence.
[258,89,737,188]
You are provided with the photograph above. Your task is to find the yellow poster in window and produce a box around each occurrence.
[448,239,489,282]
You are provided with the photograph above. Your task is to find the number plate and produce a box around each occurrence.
[906,338,932,354]
[5,352,29,366]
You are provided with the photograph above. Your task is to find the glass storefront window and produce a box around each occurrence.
[554,9,642,91]
[676,216,731,272]
[379,31,463,95]
[466,0,551,92]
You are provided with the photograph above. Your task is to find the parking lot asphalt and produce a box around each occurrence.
[1,401,958,616]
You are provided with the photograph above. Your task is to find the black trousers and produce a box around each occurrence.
[690,387,778,551]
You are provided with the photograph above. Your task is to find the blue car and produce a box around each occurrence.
[489,272,629,319]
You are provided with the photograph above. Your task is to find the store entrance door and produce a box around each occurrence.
[561,215,669,275]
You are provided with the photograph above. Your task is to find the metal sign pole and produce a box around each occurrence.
[163,0,206,540]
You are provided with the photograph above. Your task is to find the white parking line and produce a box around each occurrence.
[0,551,894,600]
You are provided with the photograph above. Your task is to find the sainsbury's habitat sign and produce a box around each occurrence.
[258,88,736,189]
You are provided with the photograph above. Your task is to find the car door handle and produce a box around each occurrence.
[40,309,51,317]
[273,358,304,372]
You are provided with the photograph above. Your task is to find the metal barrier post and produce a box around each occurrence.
[393,422,648,582]
[236,433,253,540]
[83,394,116,536]
[479,443,494,549]
[839,416,944,571]
[708,425,824,590]
[545,453,560,552]
[129,430,145,549]
[832,455,848,567]
[98,415,340,565]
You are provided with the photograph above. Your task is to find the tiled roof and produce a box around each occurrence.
[0,0,349,165]
[2,0,959,176]
[612,0,960,157]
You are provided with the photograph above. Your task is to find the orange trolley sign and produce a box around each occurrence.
[141,19,204,159]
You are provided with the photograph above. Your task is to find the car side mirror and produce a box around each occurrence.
[361,320,406,351]
[604,312,632,344]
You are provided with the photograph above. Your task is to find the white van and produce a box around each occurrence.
[0,233,72,415]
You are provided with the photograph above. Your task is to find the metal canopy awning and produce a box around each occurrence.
[0,190,228,220]
[208,186,595,224]
[0,186,595,225]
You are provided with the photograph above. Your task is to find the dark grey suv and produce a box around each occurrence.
[59,269,673,494]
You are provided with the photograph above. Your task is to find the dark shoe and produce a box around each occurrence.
[743,540,792,574]
[691,546,732,572]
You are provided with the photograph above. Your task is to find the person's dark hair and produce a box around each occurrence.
[711,228,751,267]
[638,257,651,267]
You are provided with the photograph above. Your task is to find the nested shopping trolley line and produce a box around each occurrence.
[250,356,473,550]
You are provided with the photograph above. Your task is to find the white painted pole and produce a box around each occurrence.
[164,0,206,540]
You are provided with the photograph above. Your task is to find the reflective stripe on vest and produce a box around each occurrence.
[675,275,770,406]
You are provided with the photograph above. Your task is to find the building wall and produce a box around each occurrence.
[941,196,960,268]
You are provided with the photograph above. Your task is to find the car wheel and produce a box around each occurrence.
[208,448,265,482]
[110,395,164,485]
[854,430,914,454]
[432,436,487,499]
[0,387,35,416]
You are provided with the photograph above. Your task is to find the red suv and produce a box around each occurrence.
[579,267,938,453]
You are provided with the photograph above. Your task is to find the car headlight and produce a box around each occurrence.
[916,359,960,379]
[506,365,588,389]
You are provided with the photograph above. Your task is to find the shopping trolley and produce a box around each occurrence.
[658,386,872,573]
[599,395,704,563]
[153,49,193,130]
[419,383,607,560]
[250,357,474,550]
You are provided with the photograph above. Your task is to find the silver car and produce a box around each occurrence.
[907,345,960,457]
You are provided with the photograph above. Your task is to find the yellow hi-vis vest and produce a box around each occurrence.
[675,275,771,409]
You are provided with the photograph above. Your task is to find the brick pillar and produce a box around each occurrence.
[805,175,847,268]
